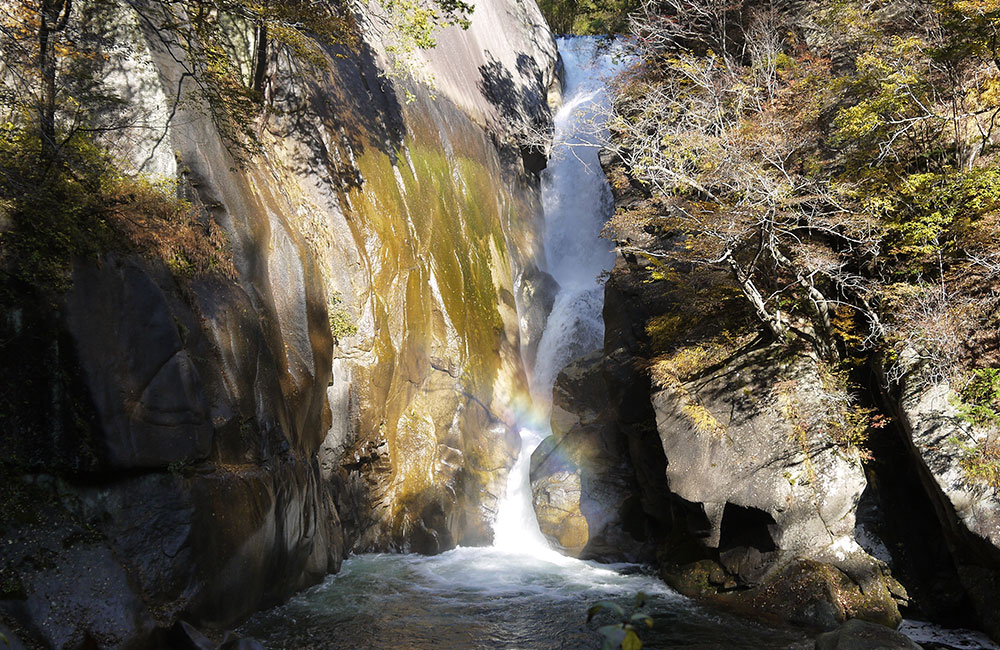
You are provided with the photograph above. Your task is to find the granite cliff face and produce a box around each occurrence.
[526,148,1000,635]
[875,360,1000,640]
[529,137,1000,640]
[531,274,904,631]
[0,3,558,646]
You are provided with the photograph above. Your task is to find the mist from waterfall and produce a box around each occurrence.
[492,37,624,553]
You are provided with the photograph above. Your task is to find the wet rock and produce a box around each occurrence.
[814,619,922,650]
[530,442,589,554]
[530,351,669,562]
[168,621,216,650]
[516,266,559,372]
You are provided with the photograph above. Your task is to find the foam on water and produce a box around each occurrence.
[241,548,811,649]
[492,427,552,552]
[493,36,626,561]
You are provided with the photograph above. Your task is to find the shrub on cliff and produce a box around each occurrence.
[603,0,1000,384]
[0,0,475,293]
[537,0,639,34]
[0,123,235,294]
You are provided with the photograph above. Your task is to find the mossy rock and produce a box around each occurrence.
[662,557,901,632]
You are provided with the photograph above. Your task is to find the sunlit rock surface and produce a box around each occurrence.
[0,0,558,645]
[529,351,666,562]
[815,619,922,650]
[650,345,901,629]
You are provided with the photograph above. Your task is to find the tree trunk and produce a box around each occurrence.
[251,21,268,100]
[801,279,839,363]
[38,3,54,157]
[37,0,70,162]
[728,258,788,342]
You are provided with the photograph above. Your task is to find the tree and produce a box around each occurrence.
[603,0,1000,374]
[1,0,126,163]
[607,0,881,361]
[0,0,474,294]
[1,0,474,166]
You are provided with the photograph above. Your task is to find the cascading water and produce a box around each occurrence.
[491,426,550,551]
[237,37,997,650]
[240,38,997,650]
[530,39,620,406]
[492,37,622,556]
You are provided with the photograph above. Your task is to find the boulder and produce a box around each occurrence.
[516,266,560,372]
[815,619,922,650]
[530,351,670,562]
[651,345,901,629]
[882,357,1000,640]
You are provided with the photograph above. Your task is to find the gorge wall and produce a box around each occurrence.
[531,144,1000,641]
[0,3,559,647]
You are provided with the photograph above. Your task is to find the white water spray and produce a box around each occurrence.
[492,427,551,551]
[493,38,626,554]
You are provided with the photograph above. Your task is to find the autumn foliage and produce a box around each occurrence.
[606,0,1000,382]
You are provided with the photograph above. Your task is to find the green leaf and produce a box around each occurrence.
[630,613,654,627]
[622,628,643,650]
[587,601,625,622]
[634,591,648,608]
[598,624,626,648]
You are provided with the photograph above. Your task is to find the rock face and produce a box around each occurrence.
[649,345,901,629]
[531,331,904,629]
[880,361,1000,640]
[0,1,558,646]
[814,619,922,650]
[529,351,669,562]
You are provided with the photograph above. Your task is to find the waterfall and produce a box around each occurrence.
[493,37,625,553]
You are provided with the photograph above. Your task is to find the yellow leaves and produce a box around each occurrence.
[646,314,685,351]
[651,336,744,385]
[966,71,1000,110]
[889,35,925,57]
[682,402,727,436]
[622,627,643,650]
[954,0,1000,16]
